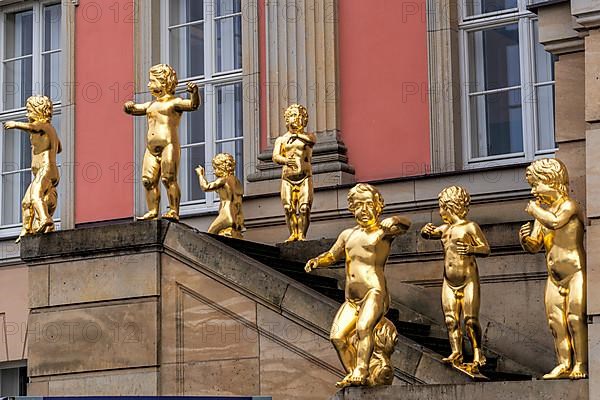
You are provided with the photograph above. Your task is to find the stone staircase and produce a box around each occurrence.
[210,234,531,382]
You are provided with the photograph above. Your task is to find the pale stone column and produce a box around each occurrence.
[247,0,354,192]
[571,1,600,398]
[427,0,462,173]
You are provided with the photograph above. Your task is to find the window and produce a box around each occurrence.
[0,1,62,234]
[0,364,27,396]
[460,0,555,166]
[162,0,243,215]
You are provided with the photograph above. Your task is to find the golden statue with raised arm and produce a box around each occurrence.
[272,104,316,242]
[195,153,244,239]
[420,186,490,377]
[519,158,587,380]
[305,183,411,388]
[3,95,61,243]
[124,63,200,221]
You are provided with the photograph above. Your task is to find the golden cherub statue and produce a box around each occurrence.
[519,158,587,380]
[305,183,410,388]
[195,153,244,239]
[124,63,200,221]
[3,95,62,243]
[272,104,316,242]
[420,186,490,376]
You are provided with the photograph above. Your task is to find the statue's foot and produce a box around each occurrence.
[162,210,179,222]
[569,363,587,380]
[43,223,55,233]
[442,352,463,366]
[473,349,487,367]
[284,234,299,243]
[15,231,27,244]
[137,211,158,221]
[338,367,368,387]
[35,218,54,234]
[543,364,571,380]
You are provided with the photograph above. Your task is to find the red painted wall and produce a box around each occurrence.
[75,0,134,223]
[339,0,430,181]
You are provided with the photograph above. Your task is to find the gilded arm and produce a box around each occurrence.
[305,230,347,272]
[195,167,225,192]
[526,200,576,230]
[520,220,543,254]
[175,82,201,112]
[381,216,411,238]
[420,223,445,240]
[3,121,43,133]
[124,101,150,116]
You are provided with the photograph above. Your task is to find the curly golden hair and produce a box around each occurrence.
[347,183,384,215]
[212,153,236,176]
[149,64,178,95]
[26,95,53,122]
[526,158,569,196]
[284,104,308,128]
[438,185,470,218]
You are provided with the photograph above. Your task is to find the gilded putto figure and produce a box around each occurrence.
[3,95,62,243]
[305,183,410,387]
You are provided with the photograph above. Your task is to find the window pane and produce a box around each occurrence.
[43,52,61,102]
[3,58,33,110]
[170,0,203,25]
[182,145,206,203]
[170,25,204,78]
[216,15,242,72]
[44,4,62,52]
[181,88,205,145]
[2,172,31,226]
[468,24,520,92]
[470,88,523,158]
[466,0,517,17]
[5,10,33,59]
[216,140,244,181]
[533,21,555,83]
[3,122,32,171]
[536,84,555,151]
[216,83,243,141]
[216,0,241,16]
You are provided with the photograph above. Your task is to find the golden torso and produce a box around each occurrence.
[343,226,390,302]
[280,133,313,183]
[146,98,182,155]
[541,203,585,285]
[216,175,244,215]
[441,222,479,288]
[30,122,60,180]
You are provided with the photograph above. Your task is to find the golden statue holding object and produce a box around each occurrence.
[195,153,244,239]
[272,104,316,242]
[305,183,410,388]
[124,63,200,222]
[420,186,490,378]
[3,96,62,243]
[519,158,587,380]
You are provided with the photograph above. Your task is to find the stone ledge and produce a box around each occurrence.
[278,221,527,263]
[331,379,588,400]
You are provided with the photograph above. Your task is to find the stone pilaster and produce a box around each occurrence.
[247,0,354,192]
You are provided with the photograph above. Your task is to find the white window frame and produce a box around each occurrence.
[160,0,243,217]
[459,0,556,168]
[0,0,62,238]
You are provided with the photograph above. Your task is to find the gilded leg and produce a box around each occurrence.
[160,144,181,221]
[442,280,463,365]
[348,290,386,386]
[140,149,161,220]
[543,279,571,379]
[281,180,299,241]
[330,302,359,379]
[567,271,587,379]
[17,185,34,243]
[296,178,313,240]
[463,278,486,368]
[30,174,54,233]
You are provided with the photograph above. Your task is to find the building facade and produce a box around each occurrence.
[0,0,596,398]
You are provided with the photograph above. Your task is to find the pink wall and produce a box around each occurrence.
[339,0,431,181]
[75,0,134,223]
[0,267,28,361]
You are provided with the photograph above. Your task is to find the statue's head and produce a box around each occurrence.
[526,158,569,203]
[284,104,308,132]
[148,64,178,96]
[26,95,53,123]
[438,186,470,223]
[348,183,384,227]
[212,153,236,177]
